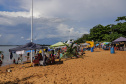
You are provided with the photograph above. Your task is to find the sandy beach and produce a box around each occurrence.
[0,49,126,84]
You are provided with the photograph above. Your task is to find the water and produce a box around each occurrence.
[0,45,28,66]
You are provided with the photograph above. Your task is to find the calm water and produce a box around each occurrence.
[0,46,28,66]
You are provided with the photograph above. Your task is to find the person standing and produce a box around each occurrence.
[20,54,23,64]
[1,54,4,59]
[27,52,30,61]
[10,52,13,59]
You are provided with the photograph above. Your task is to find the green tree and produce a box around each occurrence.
[62,42,78,58]
[115,16,126,21]
[75,34,90,43]
[115,16,126,37]
[103,32,123,42]
[89,24,110,41]
[74,16,126,43]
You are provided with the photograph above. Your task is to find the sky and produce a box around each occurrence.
[0,0,126,45]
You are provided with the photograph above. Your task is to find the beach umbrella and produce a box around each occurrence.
[50,42,66,47]
[103,42,111,45]
[96,44,99,46]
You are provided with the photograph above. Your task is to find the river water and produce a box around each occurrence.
[0,46,28,66]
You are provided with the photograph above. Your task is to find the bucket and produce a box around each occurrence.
[91,48,93,52]
[110,47,115,54]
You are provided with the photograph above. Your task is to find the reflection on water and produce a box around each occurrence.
[0,46,27,66]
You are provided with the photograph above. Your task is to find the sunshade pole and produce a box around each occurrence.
[31,0,33,63]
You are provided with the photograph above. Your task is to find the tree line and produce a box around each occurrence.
[75,16,126,43]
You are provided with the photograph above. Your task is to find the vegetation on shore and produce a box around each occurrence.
[62,42,78,58]
[75,16,126,43]
[0,51,3,54]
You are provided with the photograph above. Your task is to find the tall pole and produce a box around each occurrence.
[31,0,33,42]
[31,0,33,63]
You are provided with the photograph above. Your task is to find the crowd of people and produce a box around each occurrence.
[11,49,56,67]
[32,49,55,66]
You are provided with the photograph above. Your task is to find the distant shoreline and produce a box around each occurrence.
[0,44,50,46]
[0,45,20,46]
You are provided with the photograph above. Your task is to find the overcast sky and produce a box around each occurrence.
[0,0,126,45]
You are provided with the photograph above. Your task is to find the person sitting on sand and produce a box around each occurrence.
[50,50,55,64]
[13,58,16,64]
[20,54,23,64]
[32,55,40,67]
[17,57,21,64]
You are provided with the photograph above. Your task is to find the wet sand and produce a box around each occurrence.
[0,49,126,84]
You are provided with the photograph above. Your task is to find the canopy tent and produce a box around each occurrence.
[50,42,66,47]
[9,42,48,52]
[112,37,126,43]
[9,42,48,64]
[50,42,67,61]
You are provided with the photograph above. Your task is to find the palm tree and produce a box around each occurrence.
[63,42,78,58]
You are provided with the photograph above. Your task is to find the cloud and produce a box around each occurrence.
[21,36,24,39]
[0,0,126,45]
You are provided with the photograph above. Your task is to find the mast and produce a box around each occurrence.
[31,0,33,42]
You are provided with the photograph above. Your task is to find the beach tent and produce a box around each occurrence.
[50,42,66,47]
[9,42,48,64]
[50,42,67,61]
[112,37,126,51]
[9,42,48,52]
[112,37,126,43]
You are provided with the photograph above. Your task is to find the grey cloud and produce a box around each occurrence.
[0,0,126,45]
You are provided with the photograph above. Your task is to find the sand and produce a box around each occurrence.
[0,49,126,84]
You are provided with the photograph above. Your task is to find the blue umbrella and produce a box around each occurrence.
[96,44,99,46]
